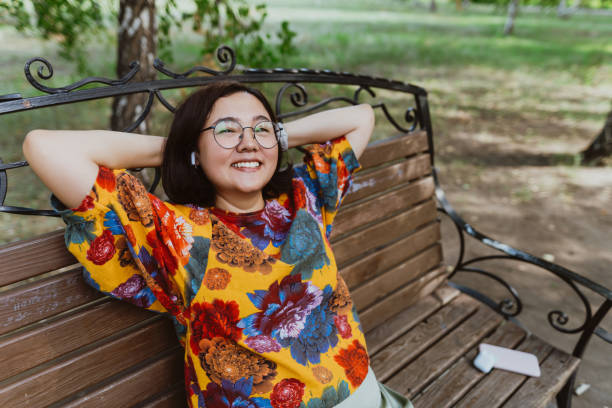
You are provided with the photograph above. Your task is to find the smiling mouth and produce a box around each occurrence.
[231,161,262,169]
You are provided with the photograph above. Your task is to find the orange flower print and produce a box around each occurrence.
[204,268,231,290]
[312,366,333,384]
[116,171,154,227]
[151,196,193,266]
[333,339,369,388]
[189,207,210,225]
[96,166,116,192]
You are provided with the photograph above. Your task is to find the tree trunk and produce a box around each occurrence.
[456,0,463,10]
[111,0,156,133]
[504,0,519,36]
[557,0,570,18]
[582,109,612,165]
[430,0,437,12]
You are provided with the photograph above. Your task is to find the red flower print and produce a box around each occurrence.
[72,195,94,212]
[146,230,178,275]
[96,166,116,192]
[334,314,352,339]
[189,299,243,354]
[333,339,369,388]
[86,229,116,265]
[292,179,307,210]
[270,378,305,408]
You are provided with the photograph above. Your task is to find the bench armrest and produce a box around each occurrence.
[432,168,611,356]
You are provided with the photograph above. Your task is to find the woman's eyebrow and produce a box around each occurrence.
[211,115,270,125]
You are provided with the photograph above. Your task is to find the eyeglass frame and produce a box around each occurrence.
[201,119,279,150]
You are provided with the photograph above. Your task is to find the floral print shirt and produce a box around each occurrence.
[52,136,370,408]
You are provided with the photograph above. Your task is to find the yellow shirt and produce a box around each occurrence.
[53,136,370,408]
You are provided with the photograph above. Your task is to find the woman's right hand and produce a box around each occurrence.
[22,130,165,209]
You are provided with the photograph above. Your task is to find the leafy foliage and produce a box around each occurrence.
[0,0,297,72]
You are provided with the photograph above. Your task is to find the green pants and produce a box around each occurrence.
[334,365,414,408]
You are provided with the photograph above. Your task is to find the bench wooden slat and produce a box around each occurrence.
[340,222,440,289]
[365,286,460,356]
[384,302,504,398]
[453,334,554,408]
[333,177,434,241]
[60,349,184,408]
[138,385,187,408]
[352,244,442,311]
[332,199,437,267]
[412,322,526,408]
[371,294,479,382]
[357,131,429,170]
[0,317,178,408]
[0,229,75,286]
[344,154,431,205]
[359,265,447,331]
[0,266,102,335]
[502,349,580,408]
[0,299,153,382]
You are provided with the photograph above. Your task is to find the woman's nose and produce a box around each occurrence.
[236,128,259,151]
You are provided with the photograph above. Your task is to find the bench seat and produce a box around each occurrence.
[366,285,580,408]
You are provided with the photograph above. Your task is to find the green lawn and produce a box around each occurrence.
[1,0,610,244]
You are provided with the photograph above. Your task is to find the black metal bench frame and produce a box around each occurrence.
[0,45,610,407]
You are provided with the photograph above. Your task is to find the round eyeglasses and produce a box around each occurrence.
[202,119,278,149]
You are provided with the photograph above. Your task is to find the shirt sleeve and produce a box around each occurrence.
[294,136,362,236]
[50,166,188,324]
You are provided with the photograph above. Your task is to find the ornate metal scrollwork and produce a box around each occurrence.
[154,45,236,79]
[0,158,7,206]
[25,57,140,94]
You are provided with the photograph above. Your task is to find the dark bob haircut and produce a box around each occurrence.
[162,81,293,208]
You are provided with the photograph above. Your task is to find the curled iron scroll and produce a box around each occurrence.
[275,83,308,118]
[355,85,418,133]
[0,158,7,206]
[25,58,140,94]
[154,45,236,79]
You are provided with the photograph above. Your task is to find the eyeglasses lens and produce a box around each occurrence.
[213,120,277,149]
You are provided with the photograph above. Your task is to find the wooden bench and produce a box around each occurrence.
[1,49,610,407]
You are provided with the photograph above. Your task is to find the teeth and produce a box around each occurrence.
[232,161,260,168]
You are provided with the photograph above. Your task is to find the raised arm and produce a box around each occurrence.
[22,130,165,209]
[283,103,374,158]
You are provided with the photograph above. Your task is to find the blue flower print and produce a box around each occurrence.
[281,209,330,280]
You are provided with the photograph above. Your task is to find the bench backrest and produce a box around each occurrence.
[0,59,444,407]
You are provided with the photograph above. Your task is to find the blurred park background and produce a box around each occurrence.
[1,0,610,406]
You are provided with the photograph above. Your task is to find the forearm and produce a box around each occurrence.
[23,129,165,208]
[283,104,374,158]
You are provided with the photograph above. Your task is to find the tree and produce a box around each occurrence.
[582,109,612,164]
[504,0,520,35]
[0,0,297,133]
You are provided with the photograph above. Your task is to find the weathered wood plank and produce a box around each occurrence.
[453,334,554,408]
[0,266,102,335]
[138,385,187,408]
[371,294,480,382]
[340,222,440,289]
[384,303,503,398]
[358,131,429,170]
[352,244,442,311]
[332,199,438,267]
[0,316,179,408]
[0,229,75,286]
[60,348,184,408]
[332,177,435,241]
[502,349,580,408]
[0,299,154,382]
[365,285,460,356]
[344,154,431,205]
[413,322,526,408]
[359,265,447,331]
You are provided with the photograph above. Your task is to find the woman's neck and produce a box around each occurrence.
[214,191,265,213]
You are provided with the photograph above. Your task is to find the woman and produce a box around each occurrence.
[23,81,413,408]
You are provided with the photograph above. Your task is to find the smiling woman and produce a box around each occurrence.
[21,81,413,408]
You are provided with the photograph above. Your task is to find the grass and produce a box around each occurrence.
[1,0,611,244]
